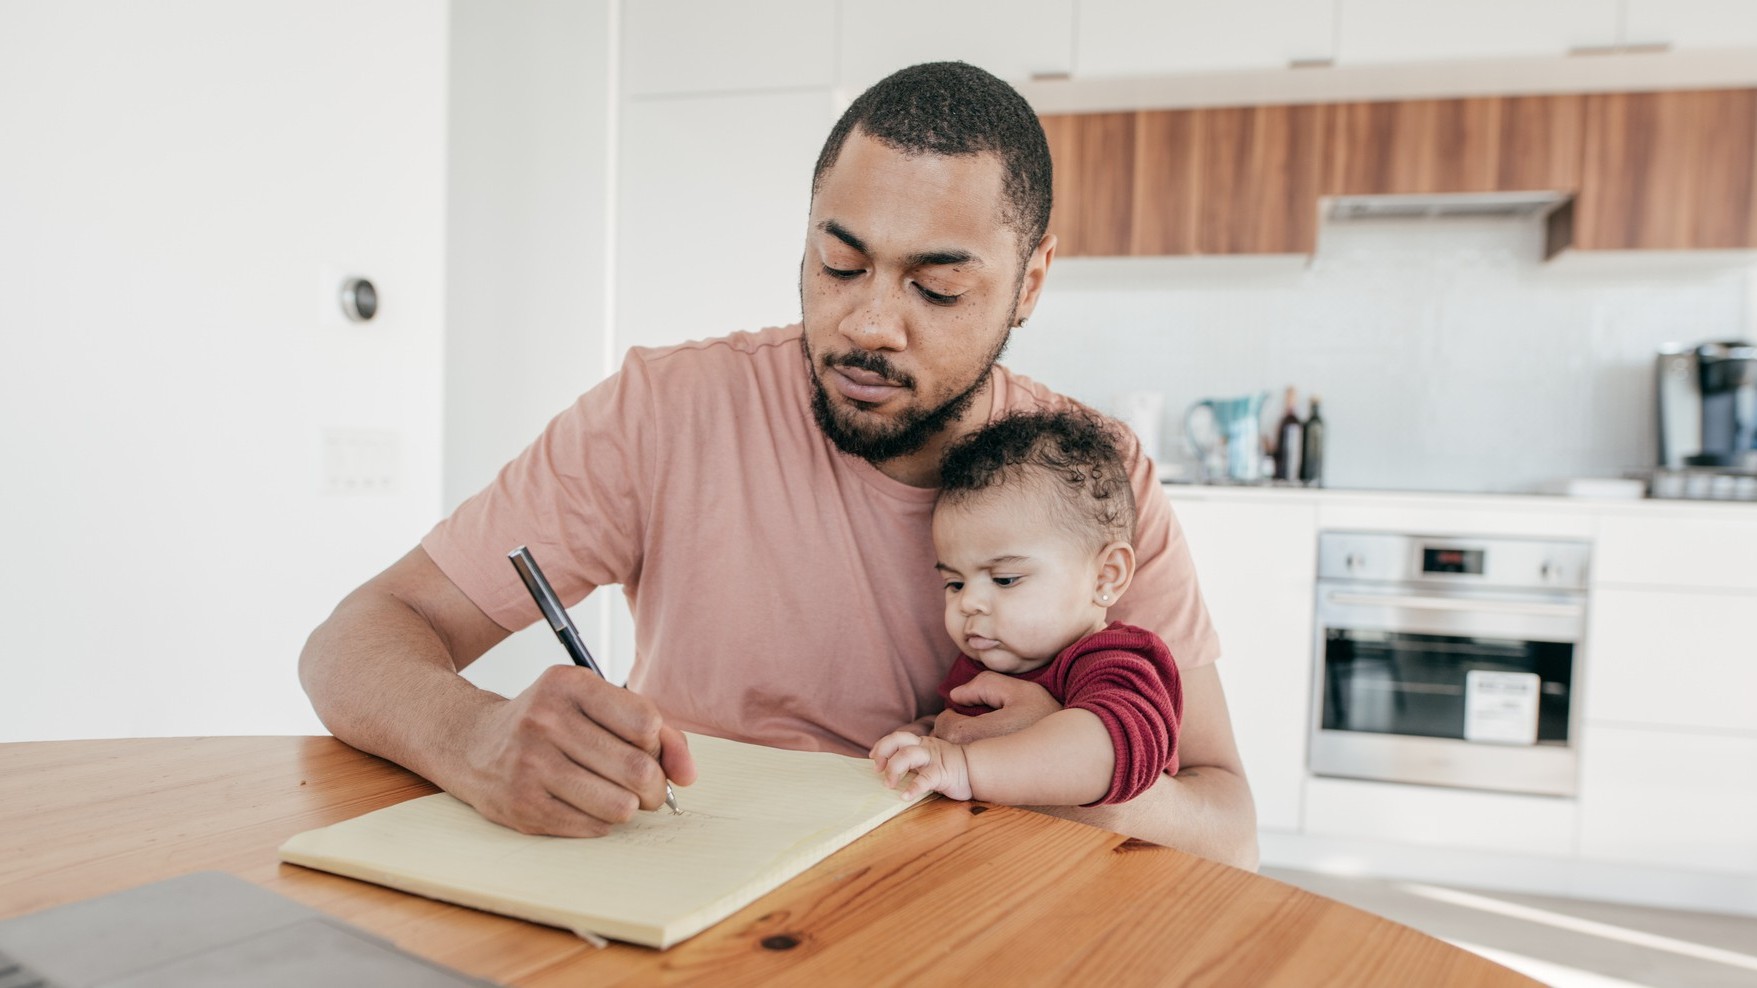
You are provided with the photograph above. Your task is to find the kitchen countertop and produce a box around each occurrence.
[1160,479,1757,521]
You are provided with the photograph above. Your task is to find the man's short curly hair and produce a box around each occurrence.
[812,61,1053,267]
[937,409,1136,549]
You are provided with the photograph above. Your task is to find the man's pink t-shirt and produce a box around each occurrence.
[421,324,1219,758]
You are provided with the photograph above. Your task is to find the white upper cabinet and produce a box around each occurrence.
[837,0,1075,96]
[1075,0,1335,76]
[622,0,836,96]
[1335,0,1620,64]
[1624,0,1757,49]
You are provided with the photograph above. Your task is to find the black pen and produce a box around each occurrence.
[508,545,680,815]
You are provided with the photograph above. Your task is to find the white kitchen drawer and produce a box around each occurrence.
[1594,511,1757,592]
[1579,725,1757,875]
[1314,500,1595,541]
[1586,587,1757,733]
[1175,499,1318,833]
[1304,777,1577,856]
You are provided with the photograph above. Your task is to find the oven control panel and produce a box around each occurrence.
[1319,532,1591,591]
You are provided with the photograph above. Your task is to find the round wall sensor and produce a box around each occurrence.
[340,277,378,322]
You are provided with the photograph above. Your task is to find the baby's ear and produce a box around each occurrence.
[1094,540,1137,606]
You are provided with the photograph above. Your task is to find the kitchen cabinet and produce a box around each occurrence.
[1042,111,1137,257]
[1047,104,1328,257]
[621,0,835,96]
[1578,725,1757,875]
[1623,0,1757,50]
[1334,0,1619,64]
[1170,495,1317,833]
[1324,95,1584,196]
[1304,777,1578,856]
[1129,109,1200,255]
[1574,89,1757,251]
[1047,87,1757,258]
[1585,587,1757,733]
[1196,104,1331,255]
[837,0,1074,95]
[1594,510,1757,593]
[1074,0,1333,76]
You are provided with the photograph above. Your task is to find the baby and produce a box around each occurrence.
[871,408,1183,807]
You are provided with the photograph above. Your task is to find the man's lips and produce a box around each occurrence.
[830,366,905,404]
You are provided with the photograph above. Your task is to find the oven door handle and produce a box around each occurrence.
[1326,592,1584,619]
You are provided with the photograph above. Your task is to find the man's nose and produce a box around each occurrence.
[842,281,907,352]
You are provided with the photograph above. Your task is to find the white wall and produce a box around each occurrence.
[1005,221,1757,493]
[443,0,621,693]
[0,1,448,740]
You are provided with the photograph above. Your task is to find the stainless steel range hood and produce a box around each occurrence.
[1324,190,1571,221]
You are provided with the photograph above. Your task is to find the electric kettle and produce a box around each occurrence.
[1185,393,1268,482]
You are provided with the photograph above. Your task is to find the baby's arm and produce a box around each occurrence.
[870,708,1113,806]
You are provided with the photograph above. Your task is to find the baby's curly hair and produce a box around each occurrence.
[937,408,1136,548]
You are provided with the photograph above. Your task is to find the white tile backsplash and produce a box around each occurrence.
[1005,218,1757,493]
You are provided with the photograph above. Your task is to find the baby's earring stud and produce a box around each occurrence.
[1099,593,1110,602]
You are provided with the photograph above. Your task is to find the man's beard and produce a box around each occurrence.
[802,322,1013,465]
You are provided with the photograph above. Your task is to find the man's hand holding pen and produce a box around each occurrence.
[455,666,697,837]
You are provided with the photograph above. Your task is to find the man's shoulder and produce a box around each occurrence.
[629,324,804,376]
[993,362,1087,415]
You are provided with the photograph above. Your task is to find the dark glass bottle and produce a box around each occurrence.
[1272,387,1303,482]
[1299,396,1325,486]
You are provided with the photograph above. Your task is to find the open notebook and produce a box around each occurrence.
[279,734,927,949]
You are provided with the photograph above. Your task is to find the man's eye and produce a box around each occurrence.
[823,265,862,280]
[915,283,961,305]
[993,576,1020,587]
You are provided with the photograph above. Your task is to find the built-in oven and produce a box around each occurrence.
[1309,532,1591,797]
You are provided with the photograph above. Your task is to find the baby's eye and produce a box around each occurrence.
[944,581,964,593]
[993,576,1020,587]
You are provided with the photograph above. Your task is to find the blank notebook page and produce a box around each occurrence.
[278,733,927,949]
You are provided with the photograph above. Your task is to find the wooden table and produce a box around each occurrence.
[0,737,1535,986]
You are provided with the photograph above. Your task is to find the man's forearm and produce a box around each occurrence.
[1028,763,1260,871]
[298,592,502,792]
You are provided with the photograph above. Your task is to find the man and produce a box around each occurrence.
[300,62,1258,869]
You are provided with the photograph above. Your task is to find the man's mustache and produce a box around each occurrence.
[821,349,916,391]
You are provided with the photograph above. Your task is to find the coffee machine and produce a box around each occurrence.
[1656,341,1757,471]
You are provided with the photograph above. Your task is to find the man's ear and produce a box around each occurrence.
[1093,539,1136,606]
[1011,232,1056,326]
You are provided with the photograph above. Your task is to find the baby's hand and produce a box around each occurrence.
[869,731,972,801]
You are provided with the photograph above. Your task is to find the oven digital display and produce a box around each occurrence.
[1422,546,1484,575]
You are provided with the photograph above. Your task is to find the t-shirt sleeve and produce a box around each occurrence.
[1063,645,1185,806]
[1107,430,1220,670]
[420,350,659,632]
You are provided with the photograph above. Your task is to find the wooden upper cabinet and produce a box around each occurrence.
[1130,108,1199,255]
[1196,103,1330,255]
[1325,95,1583,195]
[1574,89,1757,250]
[1044,88,1755,257]
[1048,105,1327,257]
[1042,111,1136,257]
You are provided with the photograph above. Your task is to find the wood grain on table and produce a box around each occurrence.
[0,736,1537,986]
